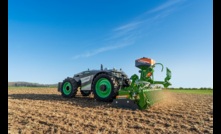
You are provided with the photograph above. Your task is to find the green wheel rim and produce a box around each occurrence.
[95,78,112,98]
[62,82,72,95]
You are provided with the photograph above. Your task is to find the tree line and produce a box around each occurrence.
[8,82,57,87]
[8,82,213,90]
[168,87,213,90]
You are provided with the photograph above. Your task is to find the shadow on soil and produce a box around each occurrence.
[8,94,116,109]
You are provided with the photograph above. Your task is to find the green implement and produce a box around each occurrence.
[112,57,172,110]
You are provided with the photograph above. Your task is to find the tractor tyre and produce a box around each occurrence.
[80,90,91,96]
[61,78,78,98]
[92,73,118,102]
[111,77,120,98]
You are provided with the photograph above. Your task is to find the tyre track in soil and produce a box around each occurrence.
[8,88,213,134]
[9,98,146,133]
[9,93,165,133]
[9,96,129,133]
[9,108,82,134]
[9,99,112,133]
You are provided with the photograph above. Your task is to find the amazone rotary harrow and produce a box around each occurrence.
[58,57,171,110]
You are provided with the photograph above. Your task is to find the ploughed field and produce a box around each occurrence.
[8,87,213,134]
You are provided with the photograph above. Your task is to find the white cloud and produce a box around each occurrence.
[146,0,184,14]
[72,0,185,60]
[72,42,133,59]
[113,21,143,32]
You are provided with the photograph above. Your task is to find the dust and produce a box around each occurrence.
[151,90,177,109]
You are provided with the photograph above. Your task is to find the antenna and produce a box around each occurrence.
[101,64,103,70]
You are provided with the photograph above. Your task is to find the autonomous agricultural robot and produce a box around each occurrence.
[58,57,171,110]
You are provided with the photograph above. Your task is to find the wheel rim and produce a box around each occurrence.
[63,82,72,95]
[95,78,112,98]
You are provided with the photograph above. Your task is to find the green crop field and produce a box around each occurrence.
[167,89,213,95]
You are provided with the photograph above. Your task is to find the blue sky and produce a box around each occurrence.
[8,0,213,88]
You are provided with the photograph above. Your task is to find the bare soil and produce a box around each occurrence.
[8,88,213,134]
